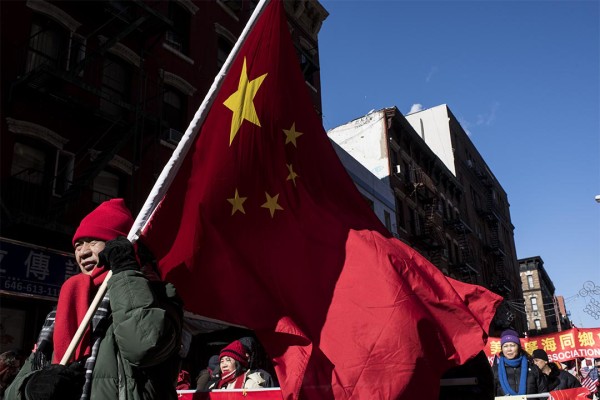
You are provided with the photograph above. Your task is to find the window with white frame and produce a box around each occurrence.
[527,274,534,288]
[11,143,46,185]
[534,319,541,330]
[530,296,538,311]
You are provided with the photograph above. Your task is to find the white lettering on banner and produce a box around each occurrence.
[548,348,600,362]
[488,349,600,365]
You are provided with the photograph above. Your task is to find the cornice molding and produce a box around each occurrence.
[26,0,81,32]
[6,118,68,149]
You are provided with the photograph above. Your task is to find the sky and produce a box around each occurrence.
[317,0,600,328]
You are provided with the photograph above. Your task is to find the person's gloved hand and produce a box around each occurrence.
[98,236,139,274]
[24,362,85,400]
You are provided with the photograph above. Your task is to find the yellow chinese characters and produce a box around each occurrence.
[541,337,557,352]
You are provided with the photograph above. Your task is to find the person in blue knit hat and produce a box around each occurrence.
[492,329,549,396]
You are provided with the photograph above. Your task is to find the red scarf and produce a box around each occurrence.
[52,267,108,364]
[216,370,246,389]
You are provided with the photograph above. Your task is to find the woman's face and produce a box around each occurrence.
[501,342,520,359]
[220,356,236,375]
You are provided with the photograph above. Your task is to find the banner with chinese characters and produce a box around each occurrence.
[485,328,600,364]
[0,237,77,300]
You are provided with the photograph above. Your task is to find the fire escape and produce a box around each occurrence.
[3,1,172,232]
[407,166,445,265]
[473,165,510,297]
[445,217,477,283]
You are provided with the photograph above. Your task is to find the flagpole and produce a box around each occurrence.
[129,0,272,241]
[59,0,272,366]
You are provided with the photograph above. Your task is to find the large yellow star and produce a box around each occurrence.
[227,189,247,215]
[286,163,299,186]
[223,58,268,145]
[283,122,303,147]
[261,192,283,218]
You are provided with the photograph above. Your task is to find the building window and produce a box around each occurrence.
[397,199,406,230]
[534,319,541,330]
[53,151,74,196]
[384,210,392,231]
[410,209,421,236]
[530,297,538,312]
[362,195,374,211]
[166,1,190,54]
[295,41,319,86]
[163,88,186,132]
[11,143,46,185]
[26,16,68,72]
[217,35,234,69]
[527,274,534,288]
[100,58,130,117]
[92,170,120,203]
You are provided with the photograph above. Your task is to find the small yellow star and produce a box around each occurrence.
[227,189,247,215]
[286,164,299,186]
[261,192,283,218]
[283,122,303,147]
[223,58,268,145]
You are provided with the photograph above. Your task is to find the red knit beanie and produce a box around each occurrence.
[72,199,134,246]
[220,340,249,367]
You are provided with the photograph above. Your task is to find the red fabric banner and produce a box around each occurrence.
[484,327,600,363]
[177,389,283,400]
[141,1,502,398]
[549,387,592,400]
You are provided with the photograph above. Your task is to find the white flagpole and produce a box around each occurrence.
[128,0,272,242]
[60,0,272,365]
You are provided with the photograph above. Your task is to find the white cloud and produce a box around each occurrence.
[409,103,423,114]
[426,66,438,83]
[459,118,473,137]
[476,102,500,126]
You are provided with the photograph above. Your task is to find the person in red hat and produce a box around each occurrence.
[5,199,183,400]
[209,340,270,390]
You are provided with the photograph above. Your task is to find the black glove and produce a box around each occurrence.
[24,362,85,400]
[98,236,139,274]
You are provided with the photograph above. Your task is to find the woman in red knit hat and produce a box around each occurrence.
[5,199,183,400]
[209,340,270,390]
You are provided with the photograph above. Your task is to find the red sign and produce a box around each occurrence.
[484,327,600,364]
[177,389,283,400]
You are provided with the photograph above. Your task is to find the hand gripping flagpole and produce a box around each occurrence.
[59,0,272,366]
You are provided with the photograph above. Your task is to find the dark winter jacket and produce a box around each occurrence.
[493,355,549,396]
[547,364,582,391]
[5,269,183,400]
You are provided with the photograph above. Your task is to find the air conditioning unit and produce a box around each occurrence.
[394,164,402,174]
[165,128,183,145]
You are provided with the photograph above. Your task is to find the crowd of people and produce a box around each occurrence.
[1,199,598,399]
[493,329,599,399]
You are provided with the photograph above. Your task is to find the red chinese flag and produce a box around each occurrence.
[141,1,502,398]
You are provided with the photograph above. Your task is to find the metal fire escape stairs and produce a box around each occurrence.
[5,1,173,222]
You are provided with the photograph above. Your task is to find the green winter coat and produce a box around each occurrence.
[5,270,183,400]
